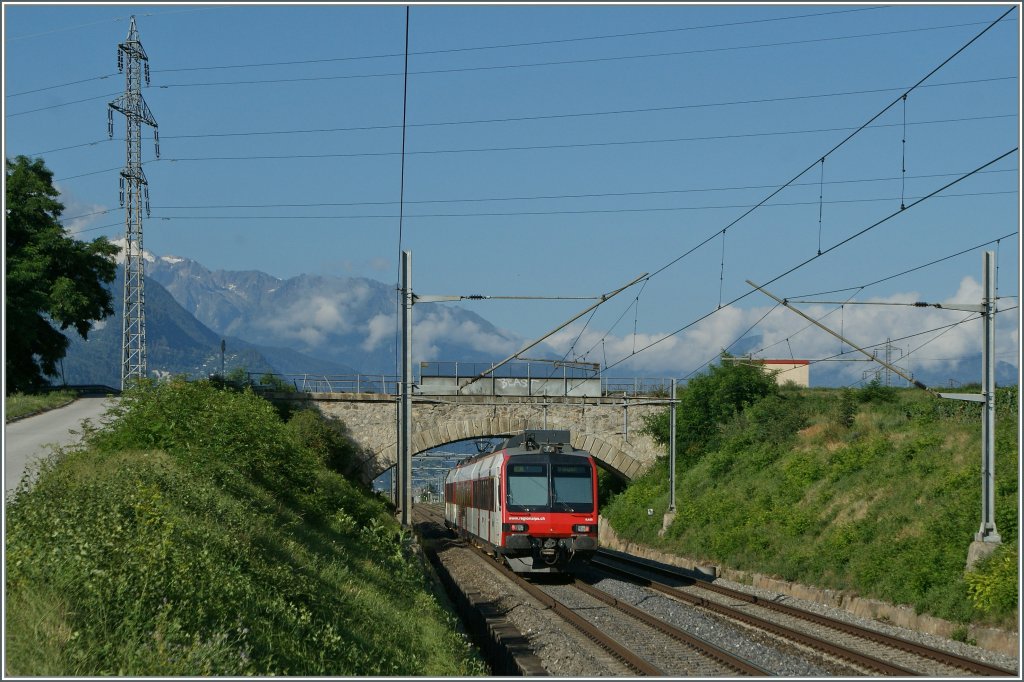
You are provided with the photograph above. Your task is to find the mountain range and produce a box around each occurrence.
[61,248,525,387]
[59,248,1016,389]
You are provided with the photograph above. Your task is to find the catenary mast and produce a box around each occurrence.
[108,15,159,390]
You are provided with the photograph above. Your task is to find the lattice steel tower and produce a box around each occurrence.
[108,16,159,389]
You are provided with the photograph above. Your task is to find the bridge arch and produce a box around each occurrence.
[405,418,646,482]
[279,392,664,486]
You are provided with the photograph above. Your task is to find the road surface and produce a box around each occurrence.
[4,397,115,497]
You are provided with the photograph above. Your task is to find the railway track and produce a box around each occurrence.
[591,548,1019,678]
[416,504,768,675]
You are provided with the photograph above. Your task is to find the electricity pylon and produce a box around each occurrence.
[108,15,159,390]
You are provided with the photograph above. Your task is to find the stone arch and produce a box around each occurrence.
[385,417,646,481]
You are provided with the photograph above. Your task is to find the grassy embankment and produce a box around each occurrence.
[5,390,77,421]
[603,382,1018,634]
[4,379,486,676]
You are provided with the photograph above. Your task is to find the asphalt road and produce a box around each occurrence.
[4,397,116,497]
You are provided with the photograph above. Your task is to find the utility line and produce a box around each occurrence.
[730,231,1018,361]
[146,19,1016,90]
[8,16,1012,114]
[598,147,1017,376]
[7,5,886,96]
[54,113,1015,169]
[58,183,1018,228]
[26,75,1015,156]
[95,190,1015,222]
[55,167,1017,219]
[643,6,1015,285]
[783,231,1019,299]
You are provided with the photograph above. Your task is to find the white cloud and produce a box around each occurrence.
[362,313,393,352]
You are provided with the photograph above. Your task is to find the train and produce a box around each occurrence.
[444,429,599,573]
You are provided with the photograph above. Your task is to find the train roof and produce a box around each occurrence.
[451,430,584,469]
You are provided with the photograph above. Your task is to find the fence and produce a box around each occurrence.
[249,365,674,398]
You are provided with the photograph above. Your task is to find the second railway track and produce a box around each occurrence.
[590,548,1020,678]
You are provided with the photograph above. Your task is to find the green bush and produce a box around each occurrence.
[858,378,897,403]
[642,352,778,464]
[966,544,1019,618]
[5,379,483,676]
[286,409,359,476]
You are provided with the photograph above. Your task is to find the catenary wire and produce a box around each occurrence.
[596,147,1017,376]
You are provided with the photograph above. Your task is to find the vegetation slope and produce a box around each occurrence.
[4,378,485,676]
[603,363,1018,634]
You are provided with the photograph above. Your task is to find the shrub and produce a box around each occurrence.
[966,543,1018,618]
[858,378,897,404]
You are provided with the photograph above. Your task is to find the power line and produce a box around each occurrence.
[642,7,1015,285]
[598,147,1017,376]
[54,112,1016,169]
[96,189,1013,222]
[26,75,1015,157]
[9,15,1012,114]
[783,231,1020,299]
[146,19,1014,90]
[54,168,1017,221]
[0,6,895,95]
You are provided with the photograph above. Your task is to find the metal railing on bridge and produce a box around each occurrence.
[248,360,674,398]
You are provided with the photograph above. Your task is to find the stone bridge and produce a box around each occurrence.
[275,392,667,485]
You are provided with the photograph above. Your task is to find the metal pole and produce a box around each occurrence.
[977,250,1000,543]
[623,393,629,443]
[395,382,402,509]
[668,378,677,512]
[401,251,414,527]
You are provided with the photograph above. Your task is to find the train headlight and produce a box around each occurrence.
[503,523,529,532]
[573,524,596,534]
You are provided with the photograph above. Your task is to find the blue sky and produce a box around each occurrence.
[4,3,1021,384]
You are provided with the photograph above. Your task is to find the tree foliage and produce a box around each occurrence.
[643,352,780,463]
[5,156,119,394]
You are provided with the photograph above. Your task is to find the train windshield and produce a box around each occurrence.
[551,464,594,513]
[507,463,548,511]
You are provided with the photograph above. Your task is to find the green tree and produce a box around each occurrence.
[643,352,779,463]
[5,156,119,393]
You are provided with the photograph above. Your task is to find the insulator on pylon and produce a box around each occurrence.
[117,49,124,72]
[144,186,151,217]
[144,62,150,85]
[154,130,160,159]
[107,109,114,138]
[119,176,125,207]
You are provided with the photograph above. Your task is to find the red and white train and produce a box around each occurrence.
[444,430,599,573]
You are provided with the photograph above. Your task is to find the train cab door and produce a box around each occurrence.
[489,457,503,545]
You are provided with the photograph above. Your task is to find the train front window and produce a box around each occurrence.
[552,464,594,512]
[507,463,548,511]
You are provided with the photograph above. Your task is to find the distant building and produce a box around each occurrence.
[758,359,810,387]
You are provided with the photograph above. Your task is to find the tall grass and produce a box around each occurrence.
[604,384,1018,627]
[5,390,77,421]
[5,378,486,676]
